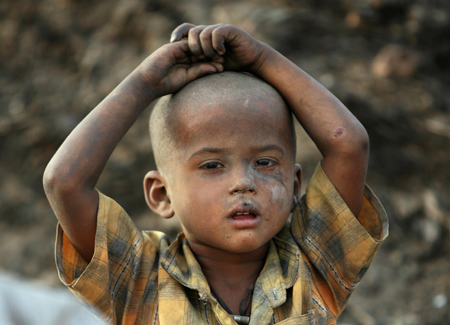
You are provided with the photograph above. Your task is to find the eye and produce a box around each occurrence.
[200,161,224,169]
[255,158,275,167]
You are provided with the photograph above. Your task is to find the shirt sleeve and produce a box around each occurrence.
[290,162,388,315]
[55,190,167,323]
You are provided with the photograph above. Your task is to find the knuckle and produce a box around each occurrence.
[194,25,206,31]
[189,26,203,37]
[211,28,222,37]
[180,22,194,28]
[199,32,210,41]
[212,24,228,36]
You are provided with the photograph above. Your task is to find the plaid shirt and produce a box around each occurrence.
[55,163,388,324]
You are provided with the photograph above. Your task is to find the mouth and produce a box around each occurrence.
[232,211,257,220]
[227,205,262,228]
[234,211,252,217]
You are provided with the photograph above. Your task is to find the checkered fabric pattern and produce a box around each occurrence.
[55,163,388,324]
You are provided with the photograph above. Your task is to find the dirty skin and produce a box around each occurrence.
[235,165,290,211]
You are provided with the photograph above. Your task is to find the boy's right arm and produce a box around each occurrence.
[43,40,222,263]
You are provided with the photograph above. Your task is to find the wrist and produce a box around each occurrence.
[132,64,164,101]
[247,42,277,76]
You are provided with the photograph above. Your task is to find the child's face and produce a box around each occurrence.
[163,92,301,255]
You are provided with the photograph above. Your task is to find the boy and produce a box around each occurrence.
[44,23,388,324]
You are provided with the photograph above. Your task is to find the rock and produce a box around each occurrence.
[432,294,448,309]
[371,44,421,78]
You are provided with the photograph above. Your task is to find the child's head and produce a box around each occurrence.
[145,72,302,254]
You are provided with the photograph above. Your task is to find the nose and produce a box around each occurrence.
[228,167,257,195]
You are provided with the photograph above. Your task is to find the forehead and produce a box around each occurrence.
[167,73,293,156]
[176,94,286,136]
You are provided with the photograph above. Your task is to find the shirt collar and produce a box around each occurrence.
[159,233,211,294]
[259,223,301,308]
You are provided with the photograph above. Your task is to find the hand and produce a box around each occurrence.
[137,40,224,97]
[170,23,267,73]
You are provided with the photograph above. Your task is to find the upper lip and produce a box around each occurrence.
[227,203,260,218]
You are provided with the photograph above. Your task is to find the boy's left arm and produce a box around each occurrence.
[255,48,369,218]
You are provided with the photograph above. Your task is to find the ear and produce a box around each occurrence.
[143,170,174,219]
[293,163,302,200]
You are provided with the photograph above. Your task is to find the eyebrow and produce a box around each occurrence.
[189,144,285,160]
[255,144,285,156]
[189,147,231,160]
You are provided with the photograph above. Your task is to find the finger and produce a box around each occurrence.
[188,25,207,56]
[210,55,225,64]
[170,40,193,63]
[209,61,224,73]
[174,40,209,62]
[198,25,221,58]
[186,63,221,82]
[211,25,230,55]
[188,54,224,66]
[170,22,196,42]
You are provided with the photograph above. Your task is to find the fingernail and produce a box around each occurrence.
[170,35,176,42]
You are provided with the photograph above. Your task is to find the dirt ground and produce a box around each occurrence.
[1,0,449,324]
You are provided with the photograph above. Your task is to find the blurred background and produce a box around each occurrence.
[1,0,449,324]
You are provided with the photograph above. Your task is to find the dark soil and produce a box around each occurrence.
[1,0,449,323]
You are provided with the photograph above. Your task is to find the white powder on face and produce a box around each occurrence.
[270,184,287,208]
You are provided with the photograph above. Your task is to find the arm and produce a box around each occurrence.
[43,40,222,262]
[171,24,368,217]
[254,48,369,217]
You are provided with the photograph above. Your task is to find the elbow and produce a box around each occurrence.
[43,165,62,198]
[330,124,369,158]
[43,164,77,200]
[349,125,369,156]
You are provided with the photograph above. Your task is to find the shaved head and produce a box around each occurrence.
[149,72,296,174]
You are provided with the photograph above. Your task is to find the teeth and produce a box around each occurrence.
[236,212,250,215]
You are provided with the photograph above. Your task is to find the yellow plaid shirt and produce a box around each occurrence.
[55,163,388,324]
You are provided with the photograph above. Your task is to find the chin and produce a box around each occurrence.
[221,238,270,254]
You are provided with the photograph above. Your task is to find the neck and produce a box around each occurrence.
[190,242,268,285]
[188,242,269,316]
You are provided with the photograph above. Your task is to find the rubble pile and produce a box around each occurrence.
[1,0,449,323]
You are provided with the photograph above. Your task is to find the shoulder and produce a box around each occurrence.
[299,162,388,241]
[56,190,171,286]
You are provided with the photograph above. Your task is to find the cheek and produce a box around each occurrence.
[175,180,223,217]
[268,184,288,210]
[254,168,293,210]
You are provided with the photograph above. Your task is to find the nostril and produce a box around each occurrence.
[230,186,257,195]
[232,189,242,196]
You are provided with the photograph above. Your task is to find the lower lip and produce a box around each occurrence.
[227,214,261,228]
